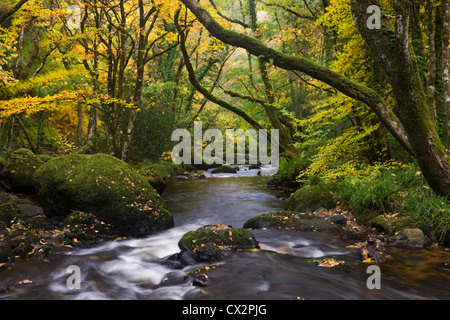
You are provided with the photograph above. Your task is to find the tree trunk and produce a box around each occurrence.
[121,0,148,161]
[1,117,15,175]
[443,0,450,148]
[427,0,436,125]
[0,0,29,26]
[174,10,265,133]
[248,0,293,149]
[351,0,450,196]
[435,3,447,145]
[76,101,84,148]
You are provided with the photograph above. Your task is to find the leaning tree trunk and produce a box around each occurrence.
[351,0,450,196]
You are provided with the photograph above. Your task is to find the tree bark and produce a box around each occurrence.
[174,10,265,133]
[435,3,447,145]
[443,0,450,147]
[121,2,158,161]
[427,0,437,125]
[248,0,293,149]
[76,101,84,148]
[0,0,29,26]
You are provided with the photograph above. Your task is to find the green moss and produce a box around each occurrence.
[178,225,259,251]
[136,161,182,194]
[178,225,259,263]
[286,182,338,212]
[5,148,49,190]
[370,214,416,235]
[0,202,25,228]
[0,243,12,263]
[34,153,174,237]
[62,211,116,243]
[243,211,339,232]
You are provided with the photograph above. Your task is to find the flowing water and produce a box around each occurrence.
[1,167,450,300]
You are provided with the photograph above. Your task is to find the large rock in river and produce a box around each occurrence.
[167,225,260,267]
[244,211,339,232]
[34,153,173,237]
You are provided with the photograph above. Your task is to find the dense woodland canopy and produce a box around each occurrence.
[1,0,450,204]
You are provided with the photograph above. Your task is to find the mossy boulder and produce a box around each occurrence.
[0,202,25,229]
[4,148,51,190]
[286,182,337,212]
[391,228,430,248]
[176,225,259,264]
[34,153,174,237]
[0,243,12,263]
[211,166,238,174]
[136,162,182,195]
[61,211,115,243]
[244,211,339,232]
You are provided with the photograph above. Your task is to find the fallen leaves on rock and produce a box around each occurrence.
[312,258,346,268]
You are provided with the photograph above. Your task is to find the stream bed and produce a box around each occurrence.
[1,168,450,300]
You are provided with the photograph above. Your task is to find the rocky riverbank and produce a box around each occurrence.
[0,150,216,268]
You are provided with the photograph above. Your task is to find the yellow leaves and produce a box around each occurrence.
[0,90,83,118]
[346,242,366,249]
[313,258,346,268]
[0,68,85,97]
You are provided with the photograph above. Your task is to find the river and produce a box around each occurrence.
[1,167,450,300]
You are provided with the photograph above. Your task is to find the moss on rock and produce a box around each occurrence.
[179,225,259,251]
[244,211,339,232]
[177,225,259,264]
[136,162,182,194]
[0,243,12,263]
[34,153,174,237]
[286,182,337,212]
[4,148,51,190]
[0,202,25,228]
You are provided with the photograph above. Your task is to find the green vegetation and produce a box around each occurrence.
[337,165,450,241]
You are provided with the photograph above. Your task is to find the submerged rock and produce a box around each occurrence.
[34,153,173,237]
[193,274,209,287]
[211,166,238,174]
[391,228,430,248]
